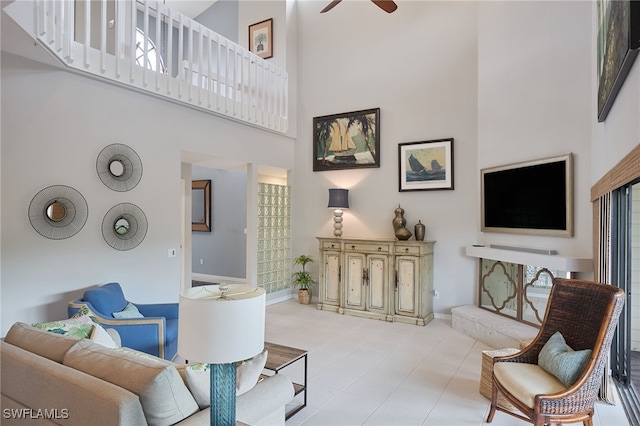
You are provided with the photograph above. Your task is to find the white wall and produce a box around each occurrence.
[293,1,479,314]
[195,0,239,42]
[0,52,294,335]
[293,1,595,315]
[477,1,593,259]
[237,1,286,72]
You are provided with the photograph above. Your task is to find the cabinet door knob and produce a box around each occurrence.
[405,248,409,253]
[331,244,335,248]
[351,245,355,250]
[378,247,382,252]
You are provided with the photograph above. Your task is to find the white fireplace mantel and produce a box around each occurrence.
[465,245,593,273]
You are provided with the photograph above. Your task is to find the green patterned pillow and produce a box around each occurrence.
[538,331,592,387]
[71,305,97,321]
[32,315,95,339]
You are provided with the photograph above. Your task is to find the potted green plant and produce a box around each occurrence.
[292,255,314,304]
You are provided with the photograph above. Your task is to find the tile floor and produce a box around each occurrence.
[264,299,631,426]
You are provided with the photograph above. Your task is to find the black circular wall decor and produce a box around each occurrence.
[96,143,143,192]
[102,203,148,250]
[28,185,88,240]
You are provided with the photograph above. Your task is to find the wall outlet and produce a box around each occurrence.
[432,289,440,299]
[200,259,204,265]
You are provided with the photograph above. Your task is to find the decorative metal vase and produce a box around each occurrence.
[414,220,425,241]
[392,205,412,240]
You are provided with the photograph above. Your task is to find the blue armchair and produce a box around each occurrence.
[68,282,178,360]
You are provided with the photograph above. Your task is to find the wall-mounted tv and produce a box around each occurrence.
[481,154,573,237]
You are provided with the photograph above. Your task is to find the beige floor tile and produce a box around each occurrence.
[266,300,630,426]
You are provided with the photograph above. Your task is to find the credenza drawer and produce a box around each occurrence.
[345,243,391,254]
[394,245,422,256]
[321,241,341,250]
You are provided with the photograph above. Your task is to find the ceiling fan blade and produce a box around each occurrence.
[371,0,398,13]
[321,0,342,13]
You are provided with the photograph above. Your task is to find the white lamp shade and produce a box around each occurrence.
[178,285,266,364]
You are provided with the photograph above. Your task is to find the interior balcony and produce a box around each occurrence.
[3,0,289,134]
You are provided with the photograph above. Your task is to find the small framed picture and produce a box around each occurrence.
[398,138,454,191]
[249,18,273,59]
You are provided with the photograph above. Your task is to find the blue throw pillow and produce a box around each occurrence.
[84,283,128,316]
[112,302,144,319]
[538,331,592,387]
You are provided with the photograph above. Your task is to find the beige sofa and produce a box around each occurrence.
[1,322,294,426]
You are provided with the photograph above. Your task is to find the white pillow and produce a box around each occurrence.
[89,324,119,349]
[184,350,268,409]
[237,350,268,395]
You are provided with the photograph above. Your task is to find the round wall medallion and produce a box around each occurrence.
[28,185,88,240]
[102,203,148,250]
[96,143,143,192]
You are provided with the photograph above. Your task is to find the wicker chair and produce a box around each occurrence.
[486,278,624,426]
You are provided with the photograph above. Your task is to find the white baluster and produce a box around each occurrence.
[230,43,236,116]
[198,27,204,104]
[239,50,246,119]
[188,19,193,102]
[55,0,63,52]
[130,0,136,82]
[155,0,161,91]
[115,0,123,78]
[64,0,73,63]
[142,1,149,87]
[215,33,221,111]
[166,9,173,95]
[207,34,213,108]
[36,0,45,37]
[224,40,229,113]
[84,0,90,68]
[284,70,289,132]
[100,0,107,73]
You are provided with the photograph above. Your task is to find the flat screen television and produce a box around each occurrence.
[481,153,573,237]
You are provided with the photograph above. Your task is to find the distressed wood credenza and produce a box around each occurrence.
[317,237,435,326]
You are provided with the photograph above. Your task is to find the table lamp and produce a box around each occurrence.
[178,284,266,426]
[328,188,349,237]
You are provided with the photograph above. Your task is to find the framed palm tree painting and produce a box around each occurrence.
[313,108,380,171]
[249,19,273,59]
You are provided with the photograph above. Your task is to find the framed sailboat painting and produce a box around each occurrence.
[398,138,454,191]
[313,108,380,171]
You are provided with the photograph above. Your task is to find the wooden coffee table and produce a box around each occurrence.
[262,342,307,419]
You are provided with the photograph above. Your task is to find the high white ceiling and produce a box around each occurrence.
[163,0,217,19]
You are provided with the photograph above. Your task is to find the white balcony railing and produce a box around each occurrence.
[5,0,288,133]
